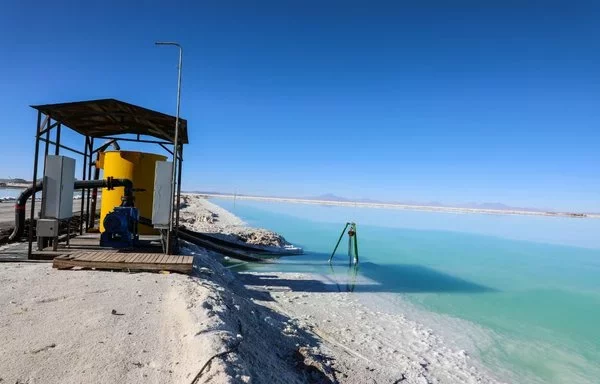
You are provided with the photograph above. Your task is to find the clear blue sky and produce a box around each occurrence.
[0,1,598,212]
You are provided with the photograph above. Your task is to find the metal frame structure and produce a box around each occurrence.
[27,99,188,258]
[329,222,359,265]
[155,41,184,252]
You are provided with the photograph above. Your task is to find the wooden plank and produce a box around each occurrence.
[52,242,193,274]
[67,252,84,260]
[76,251,102,261]
[142,254,159,263]
[111,253,129,263]
[158,254,171,264]
[154,254,166,264]
[126,254,144,263]
[146,254,162,264]
[123,254,142,263]
[149,254,162,262]
[136,254,152,264]
[164,255,177,264]
[134,254,151,263]
[94,253,120,265]
[112,253,130,263]
[91,251,108,260]
[163,256,176,265]
[91,252,114,262]
[80,252,100,261]
[173,256,186,264]
[52,257,193,274]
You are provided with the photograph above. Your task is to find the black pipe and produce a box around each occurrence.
[9,178,133,241]
[88,139,120,229]
[137,216,301,256]
[80,136,88,235]
[88,167,101,229]
[177,229,270,263]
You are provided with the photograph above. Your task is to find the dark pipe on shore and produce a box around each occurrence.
[9,178,133,241]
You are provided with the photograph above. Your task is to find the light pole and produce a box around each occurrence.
[155,41,183,254]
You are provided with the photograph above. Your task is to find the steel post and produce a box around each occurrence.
[85,138,94,231]
[175,144,183,233]
[43,118,50,171]
[27,111,42,259]
[80,136,88,235]
[54,123,61,155]
[156,41,183,255]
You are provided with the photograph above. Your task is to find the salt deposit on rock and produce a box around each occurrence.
[179,194,293,249]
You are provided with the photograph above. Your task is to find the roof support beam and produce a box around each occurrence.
[38,121,61,136]
[95,136,172,145]
[91,139,119,154]
[159,143,173,155]
[36,115,49,136]
[38,137,86,156]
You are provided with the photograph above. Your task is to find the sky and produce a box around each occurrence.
[0,1,598,212]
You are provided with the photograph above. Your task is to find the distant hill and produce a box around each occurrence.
[306,193,549,212]
[187,190,556,213]
[458,202,545,212]
[308,193,350,202]
[0,178,28,184]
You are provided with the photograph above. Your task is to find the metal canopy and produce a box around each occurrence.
[31,98,188,144]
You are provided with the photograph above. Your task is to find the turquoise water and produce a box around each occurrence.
[0,187,23,200]
[0,187,83,200]
[213,198,600,384]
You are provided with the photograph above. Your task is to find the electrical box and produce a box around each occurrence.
[42,155,76,220]
[37,219,59,237]
[152,161,173,228]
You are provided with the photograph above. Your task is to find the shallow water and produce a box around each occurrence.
[0,187,23,200]
[212,197,600,384]
[0,187,83,201]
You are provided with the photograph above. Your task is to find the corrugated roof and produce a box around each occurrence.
[31,98,188,144]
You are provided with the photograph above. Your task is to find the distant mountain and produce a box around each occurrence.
[186,190,227,196]
[305,193,550,212]
[189,190,558,213]
[0,178,28,184]
[458,202,545,212]
[308,193,351,202]
[355,197,384,204]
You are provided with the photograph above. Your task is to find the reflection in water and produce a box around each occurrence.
[214,198,600,384]
[329,263,359,292]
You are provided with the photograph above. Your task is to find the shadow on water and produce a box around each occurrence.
[236,252,496,299]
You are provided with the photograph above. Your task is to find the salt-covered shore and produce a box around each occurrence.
[181,195,504,383]
[179,194,295,250]
[0,194,505,383]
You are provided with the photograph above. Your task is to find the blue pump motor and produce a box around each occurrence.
[100,206,139,248]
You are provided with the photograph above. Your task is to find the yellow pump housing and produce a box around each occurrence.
[98,151,167,235]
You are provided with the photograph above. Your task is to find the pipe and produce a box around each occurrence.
[88,167,101,229]
[80,136,88,235]
[156,41,183,255]
[88,139,119,229]
[9,178,133,241]
[136,216,286,255]
[177,229,270,263]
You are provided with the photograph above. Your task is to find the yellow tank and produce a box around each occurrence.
[99,151,167,235]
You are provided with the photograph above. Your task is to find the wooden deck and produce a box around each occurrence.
[53,252,193,273]
[34,233,194,274]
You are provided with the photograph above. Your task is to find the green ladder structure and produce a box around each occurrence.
[329,222,359,265]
